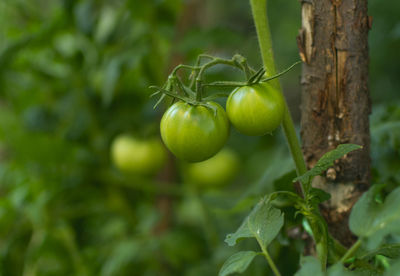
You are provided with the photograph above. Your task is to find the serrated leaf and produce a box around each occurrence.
[218,251,258,276]
[225,197,284,248]
[293,144,362,184]
[360,243,400,261]
[350,186,400,250]
[248,198,284,248]
[294,256,324,276]
[224,216,253,246]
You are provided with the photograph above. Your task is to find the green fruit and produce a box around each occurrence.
[185,148,239,187]
[226,82,285,136]
[160,101,229,162]
[111,134,166,175]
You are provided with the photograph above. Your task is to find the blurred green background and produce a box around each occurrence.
[0,0,399,275]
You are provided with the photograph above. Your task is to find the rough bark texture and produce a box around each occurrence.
[297,0,371,246]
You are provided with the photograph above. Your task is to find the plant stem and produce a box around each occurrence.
[249,0,276,76]
[249,0,308,194]
[195,58,243,101]
[203,81,247,87]
[257,239,281,276]
[171,64,200,75]
[282,110,309,193]
[340,239,362,263]
[257,238,281,276]
[249,0,327,267]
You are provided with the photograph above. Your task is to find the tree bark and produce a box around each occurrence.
[297,0,371,246]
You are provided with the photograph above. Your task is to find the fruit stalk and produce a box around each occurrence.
[249,0,328,267]
[249,0,307,195]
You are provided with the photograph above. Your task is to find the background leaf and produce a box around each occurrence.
[350,186,400,249]
[327,264,361,276]
[218,251,258,276]
[295,258,360,276]
[294,256,323,276]
[384,259,400,276]
[359,243,400,261]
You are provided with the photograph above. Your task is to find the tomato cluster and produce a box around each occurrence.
[160,82,285,162]
[110,56,290,185]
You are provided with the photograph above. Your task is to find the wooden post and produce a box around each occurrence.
[297,0,371,246]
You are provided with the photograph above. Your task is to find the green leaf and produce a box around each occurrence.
[294,256,324,276]
[225,197,284,248]
[295,257,360,276]
[384,259,400,276]
[95,7,118,43]
[224,214,254,246]
[327,264,360,276]
[218,251,258,276]
[270,190,304,208]
[101,239,140,276]
[293,144,362,184]
[350,186,400,250]
[352,259,383,276]
[308,188,331,204]
[359,243,400,261]
[102,58,122,107]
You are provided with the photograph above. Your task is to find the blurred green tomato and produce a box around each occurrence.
[185,148,239,187]
[111,134,166,175]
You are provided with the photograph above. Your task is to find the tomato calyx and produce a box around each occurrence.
[150,54,301,110]
[150,85,220,116]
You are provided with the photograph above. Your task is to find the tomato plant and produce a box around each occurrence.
[152,55,298,163]
[226,82,285,136]
[184,147,239,187]
[2,0,397,275]
[111,134,166,175]
[160,101,229,162]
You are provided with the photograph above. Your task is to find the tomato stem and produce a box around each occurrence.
[256,236,282,276]
[249,0,307,195]
[340,239,362,263]
[171,64,201,76]
[195,57,248,101]
[249,0,329,268]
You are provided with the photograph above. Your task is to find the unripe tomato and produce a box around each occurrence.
[111,134,166,175]
[185,148,240,187]
[226,82,285,136]
[160,101,229,162]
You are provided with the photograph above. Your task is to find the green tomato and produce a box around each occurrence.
[111,134,166,175]
[185,148,240,187]
[226,82,285,136]
[160,101,229,162]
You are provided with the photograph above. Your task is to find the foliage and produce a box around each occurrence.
[293,144,362,186]
[0,0,399,276]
